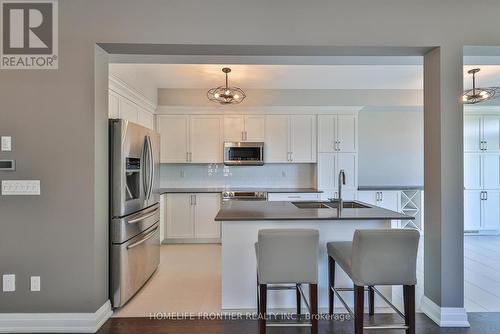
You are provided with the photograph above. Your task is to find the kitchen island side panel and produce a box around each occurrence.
[221,219,391,311]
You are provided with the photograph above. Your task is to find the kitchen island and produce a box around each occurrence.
[214,200,412,312]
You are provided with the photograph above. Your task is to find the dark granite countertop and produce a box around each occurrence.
[160,187,322,194]
[215,200,413,221]
[358,186,424,191]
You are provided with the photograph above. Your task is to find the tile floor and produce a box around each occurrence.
[113,235,500,317]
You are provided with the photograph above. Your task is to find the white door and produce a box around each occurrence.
[464,190,482,230]
[265,115,290,163]
[244,115,265,141]
[318,115,336,153]
[224,116,245,141]
[482,191,500,229]
[464,153,482,189]
[317,153,336,190]
[157,115,189,163]
[337,114,357,152]
[108,90,119,118]
[464,115,482,151]
[190,116,222,163]
[119,98,139,123]
[483,154,500,189]
[482,116,500,152]
[357,191,378,206]
[194,193,221,239]
[336,153,357,190]
[166,194,194,239]
[137,109,154,130]
[290,115,316,162]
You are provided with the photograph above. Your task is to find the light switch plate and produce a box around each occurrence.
[2,180,40,195]
[2,274,15,292]
[30,276,41,292]
[1,136,12,151]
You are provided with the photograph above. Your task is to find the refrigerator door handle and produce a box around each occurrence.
[128,210,158,224]
[142,136,150,198]
[126,226,159,249]
[147,136,154,200]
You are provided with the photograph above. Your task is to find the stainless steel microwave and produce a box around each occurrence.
[223,142,264,166]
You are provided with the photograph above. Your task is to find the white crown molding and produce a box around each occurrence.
[464,105,500,114]
[155,105,362,115]
[0,300,112,333]
[420,296,470,328]
[109,74,157,113]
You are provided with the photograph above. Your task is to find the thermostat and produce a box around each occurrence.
[0,160,15,171]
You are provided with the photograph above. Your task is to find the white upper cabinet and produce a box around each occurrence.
[223,115,265,142]
[318,115,336,153]
[265,115,290,163]
[337,115,357,152]
[157,115,190,163]
[464,115,482,152]
[244,115,265,141]
[317,114,357,153]
[119,98,139,123]
[482,116,500,152]
[336,153,357,190]
[290,115,317,162]
[137,108,154,129]
[317,153,336,190]
[158,115,222,163]
[464,115,500,152]
[223,116,245,141]
[190,116,223,163]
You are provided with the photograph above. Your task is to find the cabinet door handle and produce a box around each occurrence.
[193,194,197,205]
[186,152,189,162]
[290,152,294,161]
[190,195,194,205]
[484,140,488,151]
[189,152,193,162]
[485,191,488,200]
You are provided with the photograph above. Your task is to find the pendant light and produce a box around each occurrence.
[207,68,246,105]
[463,68,500,104]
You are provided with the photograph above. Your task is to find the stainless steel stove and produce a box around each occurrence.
[221,191,268,201]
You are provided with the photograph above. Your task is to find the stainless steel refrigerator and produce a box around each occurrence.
[109,119,160,308]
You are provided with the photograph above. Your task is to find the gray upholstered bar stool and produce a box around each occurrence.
[256,229,319,334]
[327,229,420,334]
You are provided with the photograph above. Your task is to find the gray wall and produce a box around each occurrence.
[158,88,422,107]
[359,108,423,187]
[1,0,500,314]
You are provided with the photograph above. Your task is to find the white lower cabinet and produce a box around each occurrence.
[165,193,221,242]
[357,191,400,211]
[465,190,500,231]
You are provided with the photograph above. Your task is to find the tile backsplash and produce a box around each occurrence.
[160,163,317,188]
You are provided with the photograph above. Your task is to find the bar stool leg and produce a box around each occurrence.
[403,285,416,334]
[259,284,267,334]
[296,283,301,316]
[354,285,364,334]
[328,256,336,315]
[310,283,318,334]
[368,286,375,316]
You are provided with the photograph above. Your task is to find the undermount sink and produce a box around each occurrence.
[292,201,371,209]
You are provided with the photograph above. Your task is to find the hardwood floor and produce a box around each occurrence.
[98,313,500,334]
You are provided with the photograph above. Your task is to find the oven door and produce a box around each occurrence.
[223,142,264,166]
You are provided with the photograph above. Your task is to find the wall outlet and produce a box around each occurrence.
[1,180,40,195]
[1,136,12,151]
[30,276,41,292]
[2,274,15,292]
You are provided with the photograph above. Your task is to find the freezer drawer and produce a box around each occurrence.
[111,223,160,308]
[111,203,159,244]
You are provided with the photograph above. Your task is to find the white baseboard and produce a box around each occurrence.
[420,296,470,328]
[0,300,112,333]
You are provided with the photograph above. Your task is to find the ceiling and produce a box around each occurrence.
[109,63,500,91]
